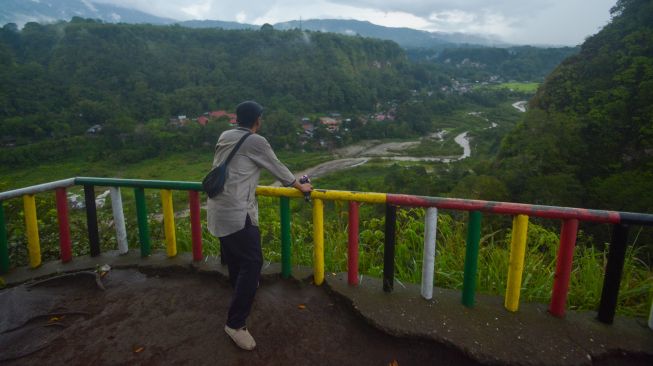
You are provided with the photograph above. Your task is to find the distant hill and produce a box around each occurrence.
[408,46,580,82]
[272,19,503,48]
[176,20,256,30]
[496,0,653,212]
[1,1,502,49]
[0,0,174,27]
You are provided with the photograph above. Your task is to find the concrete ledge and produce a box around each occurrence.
[1,254,651,366]
[325,272,653,366]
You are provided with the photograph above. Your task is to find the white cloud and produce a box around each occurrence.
[426,10,515,39]
[81,0,98,12]
[180,1,213,19]
[91,0,618,45]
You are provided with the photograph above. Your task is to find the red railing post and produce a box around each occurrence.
[348,201,360,285]
[189,190,203,262]
[55,188,72,263]
[549,218,579,317]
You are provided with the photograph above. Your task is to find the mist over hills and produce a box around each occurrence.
[269,19,503,48]
[1,0,503,48]
[0,0,174,27]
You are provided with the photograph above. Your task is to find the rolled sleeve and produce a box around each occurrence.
[248,135,296,186]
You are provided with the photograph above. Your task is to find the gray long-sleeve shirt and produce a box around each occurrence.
[207,127,296,238]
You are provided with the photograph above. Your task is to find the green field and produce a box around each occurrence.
[489,82,540,93]
[0,150,333,191]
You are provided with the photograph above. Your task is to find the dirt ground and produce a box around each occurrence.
[0,268,480,366]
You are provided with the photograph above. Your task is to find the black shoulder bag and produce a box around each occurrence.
[202,132,252,198]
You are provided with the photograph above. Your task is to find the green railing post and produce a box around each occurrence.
[0,202,9,274]
[134,188,151,257]
[462,211,482,307]
[280,197,292,278]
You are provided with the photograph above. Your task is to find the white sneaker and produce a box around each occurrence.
[224,325,256,350]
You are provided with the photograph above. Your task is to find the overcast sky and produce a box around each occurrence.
[94,0,618,45]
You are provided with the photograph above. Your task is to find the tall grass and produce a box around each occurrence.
[252,200,651,317]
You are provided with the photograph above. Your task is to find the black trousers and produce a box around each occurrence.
[219,215,262,329]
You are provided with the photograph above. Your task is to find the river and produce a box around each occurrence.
[512,101,527,112]
[293,131,472,181]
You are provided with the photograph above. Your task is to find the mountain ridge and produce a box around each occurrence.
[1,0,504,48]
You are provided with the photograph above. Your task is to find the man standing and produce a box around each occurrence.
[207,101,313,350]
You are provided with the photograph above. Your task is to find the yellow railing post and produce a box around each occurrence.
[313,198,324,285]
[160,189,177,257]
[505,214,529,312]
[23,194,41,268]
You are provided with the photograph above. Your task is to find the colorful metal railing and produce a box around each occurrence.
[0,177,652,330]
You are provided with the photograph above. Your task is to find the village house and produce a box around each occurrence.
[319,117,340,132]
[197,115,209,126]
[85,124,103,134]
[209,110,237,124]
[301,117,314,137]
[168,115,191,127]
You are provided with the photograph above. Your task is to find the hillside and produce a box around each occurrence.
[272,19,500,48]
[0,19,421,167]
[408,46,579,82]
[496,0,653,212]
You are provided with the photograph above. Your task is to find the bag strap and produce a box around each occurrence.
[223,132,252,167]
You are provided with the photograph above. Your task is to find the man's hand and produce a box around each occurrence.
[292,179,313,202]
[293,181,313,194]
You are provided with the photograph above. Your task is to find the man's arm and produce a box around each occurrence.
[248,135,313,194]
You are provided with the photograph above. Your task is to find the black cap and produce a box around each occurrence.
[236,101,263,127]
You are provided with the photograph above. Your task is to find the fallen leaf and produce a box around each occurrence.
[133,346,144,353]
[48,316,60,322]
[297,304,306,310]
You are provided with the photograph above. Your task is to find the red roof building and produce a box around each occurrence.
[319,117,340,132]
[197,116,209,126]
[210,110,237,124]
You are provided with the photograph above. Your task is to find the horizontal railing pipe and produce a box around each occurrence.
[386,194,653,225]
[256,186,387,204]
[0,178,76,201]
[75,177,202,191]
[60,178,653,226]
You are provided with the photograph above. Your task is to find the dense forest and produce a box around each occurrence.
[494,0,653,214]
[0,19,427,165]
[407,46,579,82]
[0,19,410,135]
[0,18,533,168]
